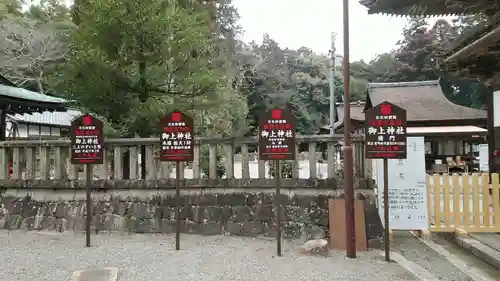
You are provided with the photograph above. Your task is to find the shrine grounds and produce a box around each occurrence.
[0,230,485,281]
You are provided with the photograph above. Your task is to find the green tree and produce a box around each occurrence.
[51,0,246,138]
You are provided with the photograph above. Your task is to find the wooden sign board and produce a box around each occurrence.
[365,101,407,159]
[71,114,104,165]
[258,108,296,161]
[160,111,194,162]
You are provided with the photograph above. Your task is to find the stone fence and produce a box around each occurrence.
[0,135,382,244]
[0,134,368,182]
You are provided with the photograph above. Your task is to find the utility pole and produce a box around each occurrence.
[343,0,356,258]
[329,32,337,136]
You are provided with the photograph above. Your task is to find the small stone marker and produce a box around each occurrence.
[71,267,118,281]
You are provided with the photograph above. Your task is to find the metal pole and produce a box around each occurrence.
[486,85,494,182]
[383,158,390,261]
[85,164,92,247]
[342,0,356,259]
[275,159,282,256]
[329,32,337,136]
[175,161,181,251]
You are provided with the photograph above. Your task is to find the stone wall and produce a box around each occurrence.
[0,179,383,243]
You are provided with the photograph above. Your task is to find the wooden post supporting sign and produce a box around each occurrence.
[160,111,194,251]
[70,114,104,248]
[258,108,296,256]
[365,101,407,261]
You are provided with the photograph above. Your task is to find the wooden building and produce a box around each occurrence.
[359,0,499,173]
[0,75,69,141]
[318,101,365,135]
[338,80,487,173]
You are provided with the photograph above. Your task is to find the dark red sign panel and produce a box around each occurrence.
[258,108,296,161]
[160,111,194,162]
[71,114,104,165]
[365,101,407,159]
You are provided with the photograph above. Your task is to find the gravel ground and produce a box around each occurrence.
[391,231,474,281]
[0,230,419,281]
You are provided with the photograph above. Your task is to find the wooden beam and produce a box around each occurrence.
[0,107,6,141]
[445,25,500,64]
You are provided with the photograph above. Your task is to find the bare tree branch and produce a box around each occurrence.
[0,17,72,92]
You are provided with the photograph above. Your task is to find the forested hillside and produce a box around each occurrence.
[0,0,488,135]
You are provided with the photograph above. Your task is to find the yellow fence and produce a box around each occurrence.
[426,173,500,233]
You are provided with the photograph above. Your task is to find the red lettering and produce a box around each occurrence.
[270,154,285,159]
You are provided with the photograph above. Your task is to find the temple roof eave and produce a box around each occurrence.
[359,0,488,18]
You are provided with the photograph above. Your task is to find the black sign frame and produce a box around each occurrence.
[258,108,296,161]
[160,110,194,162]
[70,114,104,165]
[365,101,407,159]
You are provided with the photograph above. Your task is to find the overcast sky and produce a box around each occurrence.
[234,0,447,62]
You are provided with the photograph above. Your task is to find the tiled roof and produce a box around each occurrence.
[359,0,490,17]
[0,74,68,115]
[7,109,82,126]
[364,80,486,121]
[0,84,66,103]
[324,102,366,131]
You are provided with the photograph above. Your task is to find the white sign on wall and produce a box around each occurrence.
[479,144,489,172]
[493,90,500,127]
[375,136,429,230]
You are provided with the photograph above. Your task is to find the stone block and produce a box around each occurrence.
[316,194,330,209]
[21,201,38,218]
[220,207,233,222]
[161,196,176,207]
[8,201,22,215]
[178,206,194,221]
[231,206,253,221]
[135,218,153,233]
[291,194,313,208]
[135,203,151,219]
[160,219,175,233]
[206,206,222,222]
[189,222,222,235]
[161,219,186,233]
[262,222,276,237]
[241,221,263,236]
[259,193,274,206]
[245,193,259,207]
[304,225,326,240]
[277,194,291,206]
[283,222,302,239]
[225,222,243,236]
[20,216,35,231]
[218,193,246,206]
[196,194,218,206]
[254,205,273,222]
[5,214,22,229]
